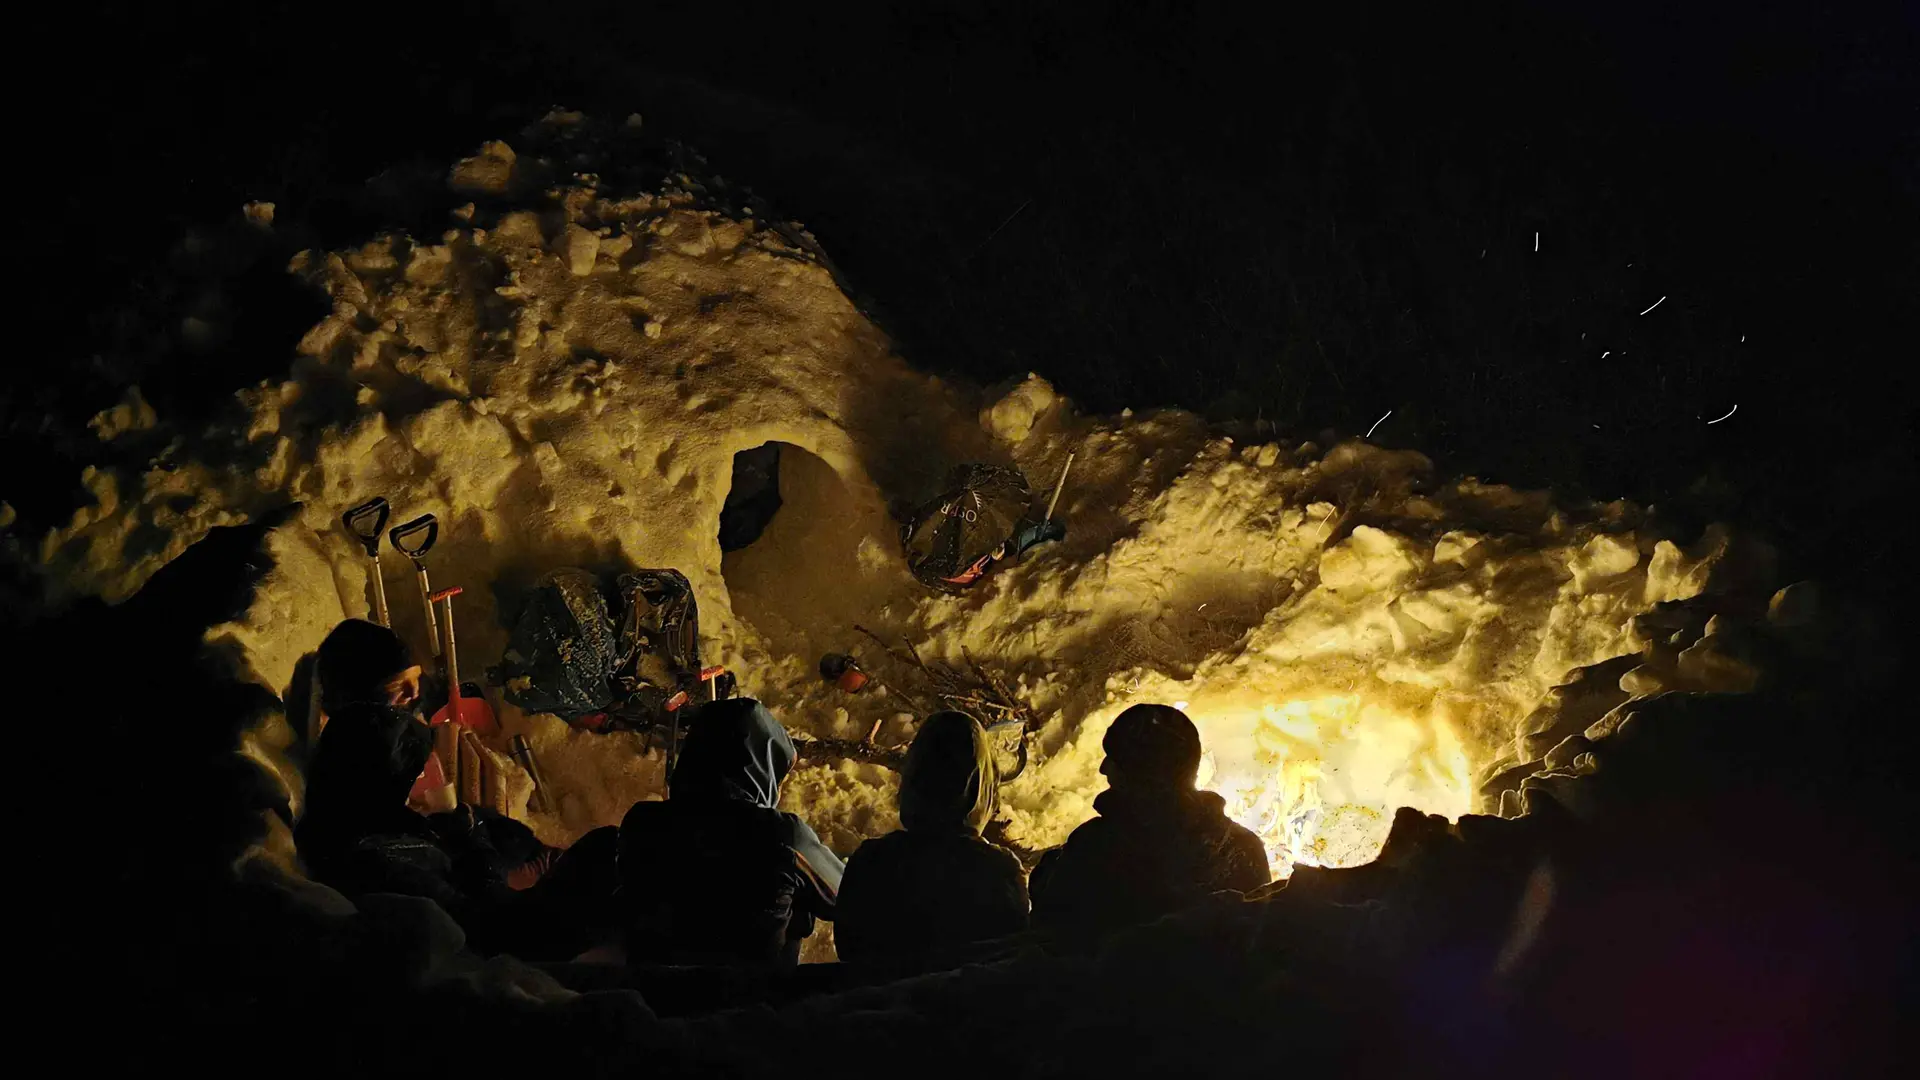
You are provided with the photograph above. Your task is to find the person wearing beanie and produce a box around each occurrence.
[835,711,1030,974]
[1029,703,1269,945]
[311,618,451,813]
[316,618,423,720]
[298,619,621,960]
[302,620,471,902]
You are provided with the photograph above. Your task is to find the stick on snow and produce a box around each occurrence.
[1045,452,1076,522]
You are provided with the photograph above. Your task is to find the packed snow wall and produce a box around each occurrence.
[21,114,1767,876]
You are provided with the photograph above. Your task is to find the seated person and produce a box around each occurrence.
[835,711,1029,973]
[299,619,614,958]
[311,619,543,854]
[1030,703,1269,945]
[617,699,842,968]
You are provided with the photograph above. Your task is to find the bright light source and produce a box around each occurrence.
[1177,695,1473,876]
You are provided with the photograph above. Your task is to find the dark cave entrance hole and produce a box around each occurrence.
[719,442,785,552]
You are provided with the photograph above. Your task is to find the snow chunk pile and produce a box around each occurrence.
[24,115,1751,871]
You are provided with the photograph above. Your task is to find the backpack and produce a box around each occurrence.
[610,568,742,730]
[899,463,1032,591]
[614,569,701,696]
[491,567,728,730]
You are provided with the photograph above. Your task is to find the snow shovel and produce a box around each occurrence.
[429,584,500,736]
[388,514,441,658]
[342,497,392,625]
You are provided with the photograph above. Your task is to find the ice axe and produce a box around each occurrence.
[388,514,441,658]
[429,585,500,736]
[341,497,392,626]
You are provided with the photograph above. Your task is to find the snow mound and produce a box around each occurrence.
[22,114,1759,873]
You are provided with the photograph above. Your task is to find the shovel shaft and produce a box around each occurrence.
[432,586,498,737]
[437,590,460,797]
[437,591,462,704]
[368,559,390,626]
[415,564,441,657]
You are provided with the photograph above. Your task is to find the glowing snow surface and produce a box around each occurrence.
[21,114,1731,880]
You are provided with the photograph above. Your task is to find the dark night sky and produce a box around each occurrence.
[14,0,1918,596]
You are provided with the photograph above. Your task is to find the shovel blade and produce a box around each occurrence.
[432,694,500,736]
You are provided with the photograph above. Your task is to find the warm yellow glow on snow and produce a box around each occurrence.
[35,118,1730,873]
[1191,695,1474,875]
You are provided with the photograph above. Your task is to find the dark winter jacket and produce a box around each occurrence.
[1030,784,1269,944]
[618,699,842,968]
[296,703,600,956]
[297,702,443,870]
[836,712,1029,972]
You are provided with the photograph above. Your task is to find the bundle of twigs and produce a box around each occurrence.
[852,625,1039,781]
[855,626,1034,725]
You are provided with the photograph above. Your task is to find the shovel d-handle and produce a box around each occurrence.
[343,498,392,625]
[343,498,390,555]
[388,514,438,558]
[390,514,440,656]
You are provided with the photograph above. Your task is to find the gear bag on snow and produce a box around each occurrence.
[900,464,1032,591]
[492,567,722,730]
[493,569,621,717]
[607,569,707,724]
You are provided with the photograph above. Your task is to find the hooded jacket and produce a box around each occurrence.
[835,712,1030,972]
[618,699,842,967]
